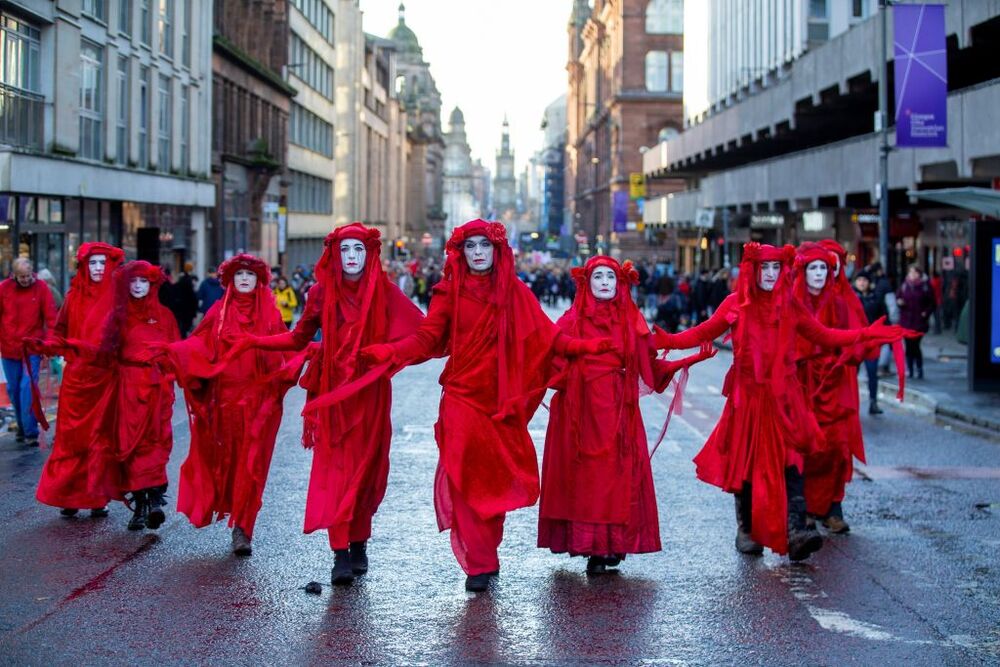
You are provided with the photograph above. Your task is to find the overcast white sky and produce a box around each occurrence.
[361,1,570,173]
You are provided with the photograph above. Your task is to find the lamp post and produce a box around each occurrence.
[590,155,600,256]
[877,0,892,274]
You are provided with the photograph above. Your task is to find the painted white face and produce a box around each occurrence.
[758,261,782,292]
[805,259,829,293]
[129,276,151,299]
[234,269,258,294]
[340,239,367,276]
[463,235,494,273]
[88,254,108,282]
[590,266,618,301]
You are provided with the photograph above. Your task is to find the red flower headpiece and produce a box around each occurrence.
[794,241,837,271]
[124,260,167,285]
[76,241,125,267]
[445,219,508,255]
[218,253,271,288]
[571,255,640,288]
[324,222,382,250]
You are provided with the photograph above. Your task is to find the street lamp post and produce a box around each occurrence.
[591,155,599,256]
[878,0,892,274]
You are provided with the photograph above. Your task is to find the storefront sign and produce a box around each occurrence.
[613,191,629,233]
[750,213,784,228]
[629,173,646,200]
[802,210,832,232]
[894,4,948,148]
[695,208,714,229]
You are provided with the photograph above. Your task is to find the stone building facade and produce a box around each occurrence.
[443,107,480,237]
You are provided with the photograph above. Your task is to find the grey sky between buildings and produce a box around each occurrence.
[361,0,569,173]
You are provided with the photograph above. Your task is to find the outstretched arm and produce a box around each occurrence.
[362,293,450,366]
[654,294,735,350]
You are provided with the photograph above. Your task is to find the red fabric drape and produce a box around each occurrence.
[36,243,124,509]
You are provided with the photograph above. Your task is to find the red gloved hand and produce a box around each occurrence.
[863,317,907,345]
[360,343,394,365]
[695,341,718,361]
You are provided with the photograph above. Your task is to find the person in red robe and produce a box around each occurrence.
[164,254,290,556]
[538,256,716,574]
[361,219,611,592]
[93,261,179,531]
[228,223,424,584]
[794,241,870,534]
[33,243,125,517]
[654,243,908,561]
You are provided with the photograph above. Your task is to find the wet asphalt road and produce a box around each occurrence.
[1,326,999,665]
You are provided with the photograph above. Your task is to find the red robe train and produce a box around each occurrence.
[655,244,871,555]
[538,258,701,558]
[168,255,291,538]
[92,262,179,499]
[36,243,125,510]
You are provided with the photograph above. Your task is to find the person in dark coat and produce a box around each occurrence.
[852,272,888,414]
[196,266,225,315]
[896,265,935,379]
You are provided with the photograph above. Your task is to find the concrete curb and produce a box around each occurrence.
[877,379,1000,435]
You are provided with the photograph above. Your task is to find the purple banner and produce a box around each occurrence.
[612,190,628,233]
[893,4,948,147]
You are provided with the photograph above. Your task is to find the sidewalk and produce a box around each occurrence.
[876,332,1000,437]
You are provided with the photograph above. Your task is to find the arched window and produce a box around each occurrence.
[646,0,683,35]
[645,51,668,92]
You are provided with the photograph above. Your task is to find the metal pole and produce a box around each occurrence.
[722,208,731,268]
[878,0,891,273]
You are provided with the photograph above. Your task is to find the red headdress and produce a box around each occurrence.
[213,253,276,339]
[66,242,126,342]
[817,238,868,328]
[100,260,171,355]
[441,219,556,420]
[793,242,838,315]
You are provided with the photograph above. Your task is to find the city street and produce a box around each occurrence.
[1,341,998,665]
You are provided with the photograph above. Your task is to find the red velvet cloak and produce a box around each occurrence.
[36,242,125,509]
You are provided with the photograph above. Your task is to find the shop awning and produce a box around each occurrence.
[907,187,1000,218]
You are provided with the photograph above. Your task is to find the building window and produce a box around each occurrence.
[289,170,333,214]
[82,0,107,22]
[851,0,870,20]
[292,0,335,44]
[158,0,173,58]
[290,34,334,99]
[157,74,171,171]
[138,65,149,167]
[119,0,131,35]
[116,56,129,164]
[290,102,333,158]
[0,14,42,149]
[181,0,191,67]
[645,51,668,92]
[670,51,683,92]
[646,0,682,35]
[140,0,151,45]
[809,0,828,18]
[79,41,105,160]
[179,84,189,172]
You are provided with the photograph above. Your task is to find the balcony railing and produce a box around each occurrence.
[0,84,43,151]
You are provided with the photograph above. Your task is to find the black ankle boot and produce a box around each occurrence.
[127,491,148,531]
[786,467,822,561]
[734,491,763,555]
[869,400,883,415]
[145,484,167,530]
[349,541,368,575]
[465,573,491,592]
[331,549,355,586]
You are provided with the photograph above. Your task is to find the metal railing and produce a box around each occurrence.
[0,83,43,150]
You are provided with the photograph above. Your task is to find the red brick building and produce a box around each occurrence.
[565,0,685,259]
[212,0,296,266]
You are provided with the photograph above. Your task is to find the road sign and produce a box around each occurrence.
[629,173,646,200]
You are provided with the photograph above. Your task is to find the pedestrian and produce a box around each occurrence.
[37,268,64,310]
[92,261,179,531]
[196,265,225,316]
[538,256,716,575]
[792,242,869,534]
[229,224,424,584]
[33,243,124,516]
[174,262,199,338]
[360,220,610,592]
[654,243,907,560]
[929,270,943,335]
[160,255,291,556]
[852,272,887,414]
[273,276,298,328]
[0,258,57,447]
[896,264,935,379]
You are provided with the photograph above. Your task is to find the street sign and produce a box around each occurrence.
[629,173,646,200]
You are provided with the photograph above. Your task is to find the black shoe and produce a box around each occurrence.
[89,507,109,518]
[869,400,883,415]
[145,485,167,530]
[734,494,763,555]
[465,573,490,592]
[331,550,355,586]
[788,526,824,561]
[917,368,924,380]
[25,437,39,447]
[586,556,608,576]
[786,468,823,562]
[232,527,252,556]
[14,433,25,443]
[60,508,79,518]
[127,491,148,531]
[349,541,368,575]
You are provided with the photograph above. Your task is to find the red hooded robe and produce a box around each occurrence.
[92,261,179,499]
[35,242,125,509]
[168,254,290,538]
[538,256,706,558]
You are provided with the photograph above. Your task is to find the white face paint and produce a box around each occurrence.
[590,266,618,301]
[805,259,829,294]
[758,261,782,292]
[129,276,151,299]
[233,269,258,294]
[340,239,367,277]
[88,254,108,283]
[463,235,494,273]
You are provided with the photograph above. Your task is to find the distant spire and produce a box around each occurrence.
[398,3,406,24]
